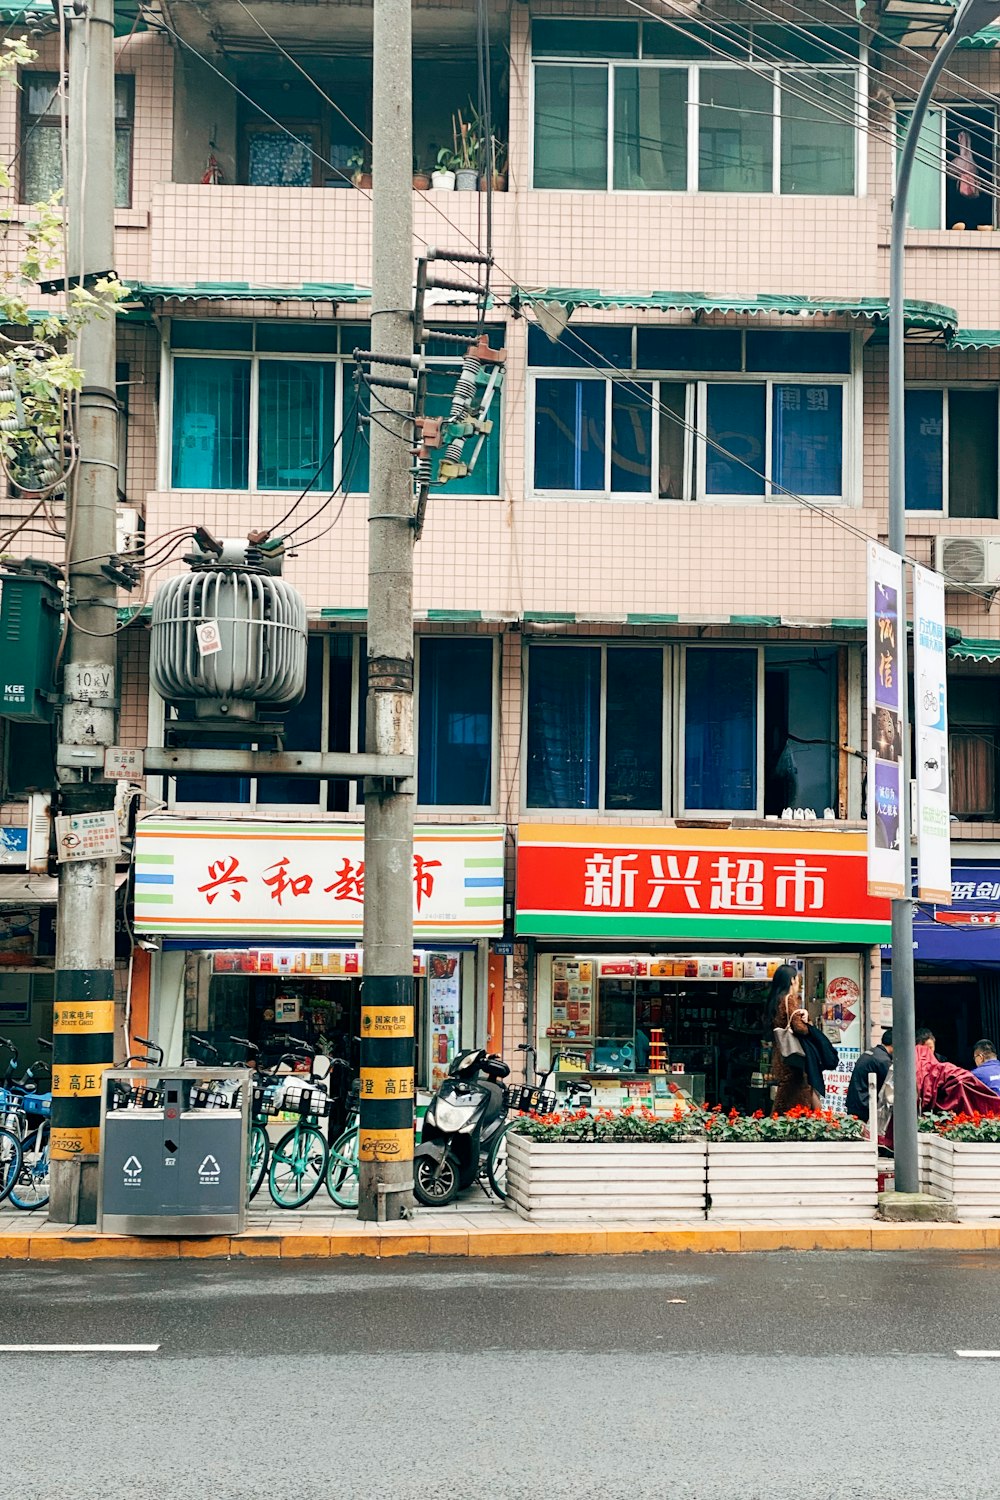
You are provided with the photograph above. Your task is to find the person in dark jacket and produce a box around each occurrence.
[845,1029,893,1122]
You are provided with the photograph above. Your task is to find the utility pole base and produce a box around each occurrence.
[48,1155,99,1226]
[357,1160,414,1222]
[878,1191,957,1223]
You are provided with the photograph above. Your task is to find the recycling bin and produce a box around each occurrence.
[97,1067,251,1235]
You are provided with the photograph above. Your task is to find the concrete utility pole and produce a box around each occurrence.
[49,0,120,1223]
[358,0,416,1221]
[888,0,999,1196]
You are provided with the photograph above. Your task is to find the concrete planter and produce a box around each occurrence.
[923,1136,1000,1220]
[707,1141,878,1221]
[505,1132,707,1222]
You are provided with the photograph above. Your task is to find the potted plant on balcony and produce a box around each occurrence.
[480,135,508,192]
[431,147,458,191]
[347,149,371,190]
[452,110,480,192]
[705,1105,876,1222]
[505,1103,707,1222]
[412,157,431,191]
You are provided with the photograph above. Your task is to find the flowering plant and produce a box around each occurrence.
[922,1111,1000,1142]
[701,1104,864,1142]
[510,1103,700,1144]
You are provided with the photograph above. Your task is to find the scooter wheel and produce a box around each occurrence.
[414,1149,460,1207]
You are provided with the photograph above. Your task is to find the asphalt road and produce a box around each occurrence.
[3,1251,1000,1500]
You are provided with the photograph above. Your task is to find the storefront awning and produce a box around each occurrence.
[904,862,1000,968]
[512,288,959,336]
[0,0,143,33]
[129,281,372,306]
[949,638,1000,662]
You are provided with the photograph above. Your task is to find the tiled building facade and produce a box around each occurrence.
[3,0,1000,1093]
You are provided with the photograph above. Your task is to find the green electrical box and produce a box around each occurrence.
[0,565,62,723]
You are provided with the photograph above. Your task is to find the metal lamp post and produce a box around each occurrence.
[888,0,1000,1193]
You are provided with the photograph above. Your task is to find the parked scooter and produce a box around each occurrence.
[413,1048,510,1206]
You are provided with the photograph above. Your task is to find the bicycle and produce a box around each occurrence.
[0,1037,50,1211]
[325,1084,360,1209]
[266,1042,335,1209]
[485,1044,558,1202]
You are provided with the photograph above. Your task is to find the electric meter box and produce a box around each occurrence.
[0,568,61,723]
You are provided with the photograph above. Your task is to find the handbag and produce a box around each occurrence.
[773,1004,806,1060]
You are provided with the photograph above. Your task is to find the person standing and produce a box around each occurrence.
[845,1028,893,1121]
[764,965,816,1112]
[972,1040,1000,1096]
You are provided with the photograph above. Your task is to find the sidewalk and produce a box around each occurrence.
[2,1193,998,1259]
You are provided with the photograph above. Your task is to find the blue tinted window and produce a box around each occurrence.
[528,323,632,369]
[425,372,501,495]
[745,331,850,373]
[772,384,843,496]
[257,361,335,491]
[257,637,324,805]
[533,65,609,190]
[418,638,494,807]
[705,384,765,495]
[611,382,652,492]
[534,378,605,490]
[170,321,253,351]
[606,648,663,809]
[532,19,638,56]
[905,389,944,511]
[343,373,369,494]
[526,647,600,808]
[685,648,757,810]
[171,358,250,489]
[636,328,742,371]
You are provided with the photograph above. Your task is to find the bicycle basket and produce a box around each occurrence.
[21,1091,51,1119]
[191,1084,234,1111]
[281,1083,331,1119]
[509,1085,557,1116]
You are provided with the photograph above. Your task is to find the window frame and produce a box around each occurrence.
[19,70,135,207]
[161,318,504,498]
[162,634,365,817]
[903,382,1000,517]
[528,329,860,505]
[895,102,997,231]
[678,643,765,817]
[414,635,500,814]
[522,641,673,814]
[528,30,865,196]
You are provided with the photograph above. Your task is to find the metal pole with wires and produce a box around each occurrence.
[357,0,416,1222]
[49,0,121,1224]
[888,0,1000,1195]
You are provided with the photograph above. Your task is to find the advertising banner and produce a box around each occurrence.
[913,564,952,904]
[133,820,504,938]
[867,542,907,899]
[516,825,890,942]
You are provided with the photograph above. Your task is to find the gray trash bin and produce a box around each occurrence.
[98,1067,251,1235]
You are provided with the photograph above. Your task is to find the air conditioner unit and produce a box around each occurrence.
[934,535,1000,588]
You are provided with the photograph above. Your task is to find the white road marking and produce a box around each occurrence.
[0,1343,159,1353]
[956,1350,1000,1358]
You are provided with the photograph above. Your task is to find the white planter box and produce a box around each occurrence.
[923,1137,1000,1220]
[505,1132,707,1222]
[707,1141,878,1221]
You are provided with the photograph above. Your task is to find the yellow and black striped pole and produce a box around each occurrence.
[51,969,115,1162]
[359,975,415,1178]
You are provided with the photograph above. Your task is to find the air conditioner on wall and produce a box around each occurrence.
[934,535,1000,588]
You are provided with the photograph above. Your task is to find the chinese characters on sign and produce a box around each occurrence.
[134,822,504,938]
[583,852,826,913]
[867,543,906,899]
[54,810,121,864]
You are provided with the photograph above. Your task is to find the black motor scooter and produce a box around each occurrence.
[413,1048,510,1207]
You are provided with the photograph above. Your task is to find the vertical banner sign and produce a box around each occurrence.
[913,564,952,903]
[358,976,415,1164]
[867,543,907,899]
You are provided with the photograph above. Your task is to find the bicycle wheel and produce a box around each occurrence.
[10,1122,48,1211]
[268,1123,327,1209]
[247,1123,269,1202]
[0,1127,23,1206]
[486,1122,512,1201]
[326,1126,359,1209]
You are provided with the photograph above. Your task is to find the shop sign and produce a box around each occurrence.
[516,825,890,942]
[866,543,906,899]
[0,827,27,865]
[912,565,951,904]
[54,810,121,863]
[133,820,504,939]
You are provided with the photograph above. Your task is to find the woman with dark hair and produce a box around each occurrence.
[764,964,817,1112]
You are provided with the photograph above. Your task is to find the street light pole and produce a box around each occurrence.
[888,0,999,1193]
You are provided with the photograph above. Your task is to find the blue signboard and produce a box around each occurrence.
[906,862,1000,968]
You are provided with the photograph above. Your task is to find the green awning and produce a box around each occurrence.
[130,281,372,305]
[512,288,958,336]
[0,0,144,33]
[949,639,1000,662]
[951,330,1000,350]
